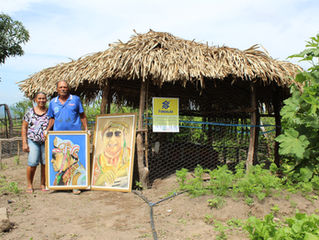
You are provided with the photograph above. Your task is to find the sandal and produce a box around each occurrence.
[72,189,81,195]
[26,188,33,194]
[41,187,49,192]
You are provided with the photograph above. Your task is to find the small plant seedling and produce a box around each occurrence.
[208,197,225,209]
[14,155,20,165]
[270,204,280,215]
[135,181,143,190]
[204,214,214,225]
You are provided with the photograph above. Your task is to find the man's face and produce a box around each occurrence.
[57,81,69,97]
[103,127,124,156]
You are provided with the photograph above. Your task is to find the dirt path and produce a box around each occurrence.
[1,154,319,240]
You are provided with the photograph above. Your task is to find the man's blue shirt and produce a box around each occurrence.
[48,94,84,131]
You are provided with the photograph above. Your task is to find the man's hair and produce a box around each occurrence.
[56,80,69,88]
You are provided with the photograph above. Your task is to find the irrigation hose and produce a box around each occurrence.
[132,190,186,240]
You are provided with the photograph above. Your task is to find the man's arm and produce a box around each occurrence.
[80,112,88,131]
[47,118,55,131]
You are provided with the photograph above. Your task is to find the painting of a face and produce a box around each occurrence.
[103,127,124,156]
[51,152,64,171]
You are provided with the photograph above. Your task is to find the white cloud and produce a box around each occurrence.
[0,0,318,104]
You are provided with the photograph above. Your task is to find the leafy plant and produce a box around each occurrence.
[0,175,21,194]
[244,212,319,239]
[276,34,319,178]
[208,197,225,209]
[14,155,20,165]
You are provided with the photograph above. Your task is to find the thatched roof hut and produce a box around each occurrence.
[19,30,301,104]
[19,30,302,187]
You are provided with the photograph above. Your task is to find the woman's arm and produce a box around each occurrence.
[21,120,29,152]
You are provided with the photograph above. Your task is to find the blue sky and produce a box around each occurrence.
[1,0,319,106]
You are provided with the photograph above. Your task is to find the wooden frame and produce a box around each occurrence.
[91,113,137,192]
[45,131,90,190]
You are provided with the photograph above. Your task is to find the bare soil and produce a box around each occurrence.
[1,153,319,240]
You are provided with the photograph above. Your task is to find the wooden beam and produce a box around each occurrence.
[136,80,149,188]
[246,85,259,171]
[100,80,110,114]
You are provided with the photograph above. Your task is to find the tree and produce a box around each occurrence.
[276,34,319,175]
[10,99,33,119]
[0,13,30,65]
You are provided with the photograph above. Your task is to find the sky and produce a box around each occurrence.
[1,0,319,106]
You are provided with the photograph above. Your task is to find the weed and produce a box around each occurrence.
[213,220,229,240]
[270,204,280,216]
[204,214,214,225]
[208,197,225,209]
[290,201,297,209]
[0,162,8,169]
[244,212,319,239]
[138,233,151,238]
[226,218,243,228]
[14,155,20,165]
[0,175,21,194]
[135,181,143,190]
[178,218,187,225]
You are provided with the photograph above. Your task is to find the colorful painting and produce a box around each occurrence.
[91,113,137,192]
[46,131,90,190]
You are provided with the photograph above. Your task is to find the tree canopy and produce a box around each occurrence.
[0,13,30,64]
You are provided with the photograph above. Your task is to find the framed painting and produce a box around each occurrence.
[46,131,90,190]
[91,113,137,192]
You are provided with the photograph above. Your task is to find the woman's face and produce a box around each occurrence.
[34,93,47,107]
[103,127,124,156]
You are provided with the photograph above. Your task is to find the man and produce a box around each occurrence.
[46,80,89,194]
[92,121,131,188]
[51,136,86,186]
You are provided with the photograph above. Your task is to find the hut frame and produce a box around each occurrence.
[19,30,302,188]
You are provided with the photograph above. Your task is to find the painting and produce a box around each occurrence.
[91,113,137,192]
[46,131,90,190]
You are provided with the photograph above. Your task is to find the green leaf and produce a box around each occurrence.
[276,129,310,159]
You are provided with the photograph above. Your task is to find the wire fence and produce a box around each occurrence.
[1,115,276,184]
[146,115,275,184]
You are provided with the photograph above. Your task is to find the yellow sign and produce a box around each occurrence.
[152,97,179,132]
[153,98,178,116]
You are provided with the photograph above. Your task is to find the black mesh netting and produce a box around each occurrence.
[145,115,275,184]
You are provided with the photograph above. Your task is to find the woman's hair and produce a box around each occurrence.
[34,91,47,99]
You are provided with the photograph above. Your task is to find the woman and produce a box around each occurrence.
[21,92,49,193]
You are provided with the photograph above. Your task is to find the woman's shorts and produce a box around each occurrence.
[27,139,45,167]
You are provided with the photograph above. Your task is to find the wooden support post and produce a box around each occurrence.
[144,79,149,169]
[137,80,149,188]
[246,85,259,171]
[100,80,110,114]
[107,89,112,114]
[4,104,13,138]
[273,90,281,167]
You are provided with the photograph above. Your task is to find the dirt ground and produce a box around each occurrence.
[1,153,319,240]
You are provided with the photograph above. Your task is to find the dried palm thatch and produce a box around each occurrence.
[19,30,302,102]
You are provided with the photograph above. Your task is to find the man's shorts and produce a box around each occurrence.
[27,139,45,167]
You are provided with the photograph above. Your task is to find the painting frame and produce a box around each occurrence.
[91,113,137,192]
[45,131,90,190]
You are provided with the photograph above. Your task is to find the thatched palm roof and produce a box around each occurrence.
[19,30,302,103]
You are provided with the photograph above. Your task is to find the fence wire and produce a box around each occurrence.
[146,115,276,184]
[1,115,277,185]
